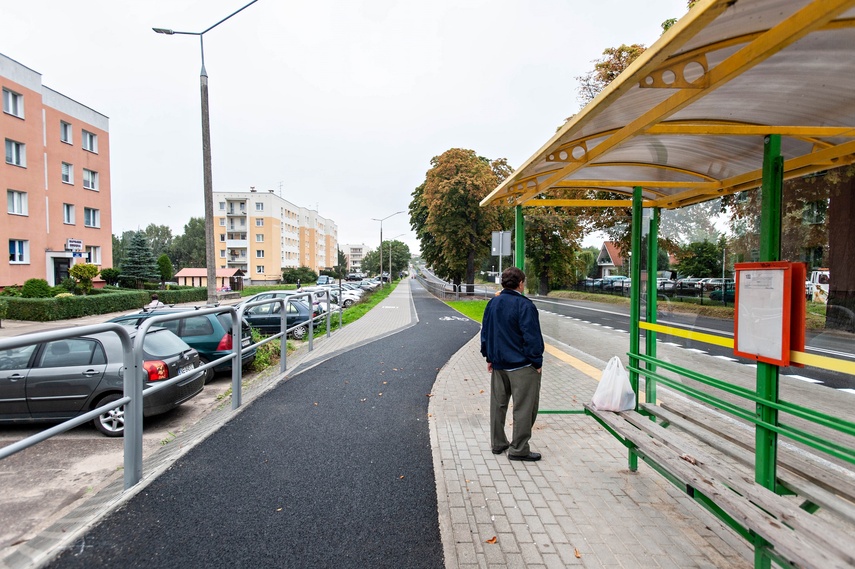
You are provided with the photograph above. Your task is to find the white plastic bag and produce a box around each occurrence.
[591,356,636,412]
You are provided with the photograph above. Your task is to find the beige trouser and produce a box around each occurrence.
[490,366,541,456]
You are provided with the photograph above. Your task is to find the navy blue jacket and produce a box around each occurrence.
[480,289,544,370]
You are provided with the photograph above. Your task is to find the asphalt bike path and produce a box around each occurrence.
[46,285,481,569]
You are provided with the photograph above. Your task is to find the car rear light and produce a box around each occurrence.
[143,360,170,381]
[217,333,233,351]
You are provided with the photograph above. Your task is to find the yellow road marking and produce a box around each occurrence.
[544,342,650,404]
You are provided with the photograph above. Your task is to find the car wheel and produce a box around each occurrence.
[290,325,307,340]
[199,356,215,384]
[343,299,353,308]
[93,393,125,437]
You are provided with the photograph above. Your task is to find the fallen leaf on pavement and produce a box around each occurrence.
[313,402,318,406]
[485,536,497,544]
[575,548,581,558]
[479,389,485,394]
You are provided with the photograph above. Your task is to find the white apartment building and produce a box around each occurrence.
[214,189,338,283]
[341,243,367,273]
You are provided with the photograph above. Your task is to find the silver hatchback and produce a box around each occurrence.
[0,327,205,436]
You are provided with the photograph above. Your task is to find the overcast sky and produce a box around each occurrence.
[2,0,687,257]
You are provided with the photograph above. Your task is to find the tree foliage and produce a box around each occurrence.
[121,232,160,286]
[99,267,121,286]
[69,263,100,294]
[409,149,508,290]
[523,196,583,294]
[157,254,174,283]
[282,266,317,284]
[576,44,646,107]
[361,241,411,277]
[170,217,207,270]
[144,224,174,259]
[674,240,723,278]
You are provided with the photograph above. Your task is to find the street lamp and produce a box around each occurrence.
[371,210,404,286]
[153,0,259,305]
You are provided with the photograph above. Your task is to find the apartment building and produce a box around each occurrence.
[341,243,367,273]
[1,53,112,287]
[214,189,338,283]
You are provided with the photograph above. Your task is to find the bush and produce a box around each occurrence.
[58,278,78,293]
[99,267,121,286]
[0,298,7,322]
[21,279,53,298]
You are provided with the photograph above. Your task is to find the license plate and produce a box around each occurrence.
[178,364,194,375]
[241,337,251,347]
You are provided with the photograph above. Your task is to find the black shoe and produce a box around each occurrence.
[509,452,542,462]
[491,445,509,455]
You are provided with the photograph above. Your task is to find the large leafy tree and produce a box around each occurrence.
[121,232,160,286]
[409,148,506,292]
[523,195,583,294]
[170,217,207,270]
[361,241,411,277]
[144,224,174,259]
[576,44,646,107]
[674,240,723,278]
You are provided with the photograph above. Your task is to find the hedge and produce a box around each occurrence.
[3,288,208,321]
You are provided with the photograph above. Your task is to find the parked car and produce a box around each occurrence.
[319,285,361,308]
[703,278,735,291]
[709,288,736,302]
[243,297,314,338]
[0,327,205,436]
[602,276,630,290]
[108,307,256,383]
[346,272,365,281]
[675,277,703,293]
[357,279,380,291]
[316,275,335,285]
[658,279,677,291]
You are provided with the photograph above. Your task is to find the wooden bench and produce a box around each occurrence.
[584,402,855,569]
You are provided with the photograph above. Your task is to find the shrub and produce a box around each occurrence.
[0,298,7,322]
[69,263,100,294]
[99,267,121,286]
[21,279,53,298]
[58,278,78,293]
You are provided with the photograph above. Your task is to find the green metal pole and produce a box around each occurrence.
[515,205,525,270]
[757,134,783,493]
[628,186,644,471]
[646,207,659,409]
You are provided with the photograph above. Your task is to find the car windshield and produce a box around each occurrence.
[142,329,190,358]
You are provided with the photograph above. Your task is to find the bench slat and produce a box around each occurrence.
[643,402,855,524]
[585,404,855,569]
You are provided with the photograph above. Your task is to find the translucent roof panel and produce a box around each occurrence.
[482,0,855,211]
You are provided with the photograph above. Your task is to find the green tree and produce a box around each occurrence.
[157,254,175,283]
[145,224,174,259]
[69,263,100,294]
[360,248,380,276]
[409,148,506,293]
[576,43,646,107]
[170,217,207,269]
[21,278,53,298]
[282,266,317,284]
[112,230,137,269]
[523,197,583,295]
[99,267,121,286]
[121,232,160,287]
[363,241,411,277]
[674,240,722,278]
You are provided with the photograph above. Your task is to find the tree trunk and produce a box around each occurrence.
[465,249,476,296]
[827,172,855,332]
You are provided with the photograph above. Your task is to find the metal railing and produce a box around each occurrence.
[0,296,340,491]
[415,272,498,300]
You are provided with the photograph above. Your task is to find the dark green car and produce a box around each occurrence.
[109,308,256,383]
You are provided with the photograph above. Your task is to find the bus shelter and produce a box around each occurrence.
[480,0,855,566]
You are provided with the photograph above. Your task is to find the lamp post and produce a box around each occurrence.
[153,0,259,305]
[371,211,404,286]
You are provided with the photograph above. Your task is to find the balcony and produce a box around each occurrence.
[226,240,248,249]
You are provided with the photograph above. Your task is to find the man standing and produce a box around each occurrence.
[480,267,544,462]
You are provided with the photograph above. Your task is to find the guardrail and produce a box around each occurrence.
[0,296,340,491]
[415,273,497,300]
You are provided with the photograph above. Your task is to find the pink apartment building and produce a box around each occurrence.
[1,52,112,287]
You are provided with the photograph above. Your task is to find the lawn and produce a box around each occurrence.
[446,300,488,323]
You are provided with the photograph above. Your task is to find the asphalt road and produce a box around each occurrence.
[46,286,481,569]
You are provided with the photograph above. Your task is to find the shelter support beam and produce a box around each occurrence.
[628,186,644,470]
[514,205,525,270]
[645,207,660,407]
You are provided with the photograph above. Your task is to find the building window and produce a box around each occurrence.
[219,234,226,242]
[3,88,24,118]
[256,250,265,258]
[82,130,98,153]
[85,245,101,265]
[63,203,75,224]
[256,265,264,274]
[256,234,264,242]
[255,203,264,211]
[256,219,264,227]
[219,218,225,226]
[7,190,27,216]
[84,207,100,228]
[62,162,74,184]
[220,250,226,258]
[802,200,827,225]
[5,139,25,167]
[83,169,98,190]
[219,201,225,210]
[60,121,72,143]
[8,239,28,263]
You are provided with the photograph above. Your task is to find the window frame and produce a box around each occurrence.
[62,162,74,184]
[82,168,98,191]
[63,203,75,225]
[7,190,28,216]
[5,139,26,167]
[81,130,98,153]
[256,234,264,242]
[255,218,264,227]
[255,203,264,211]
[8,239,29,264]
[83,207,100,228]
[85,245,101,265]
[256,250,265,258]
[256,265,265,274]
[60,121,73,144]
[2,88,24,118]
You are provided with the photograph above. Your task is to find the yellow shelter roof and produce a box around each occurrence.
[481,0,855,210]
